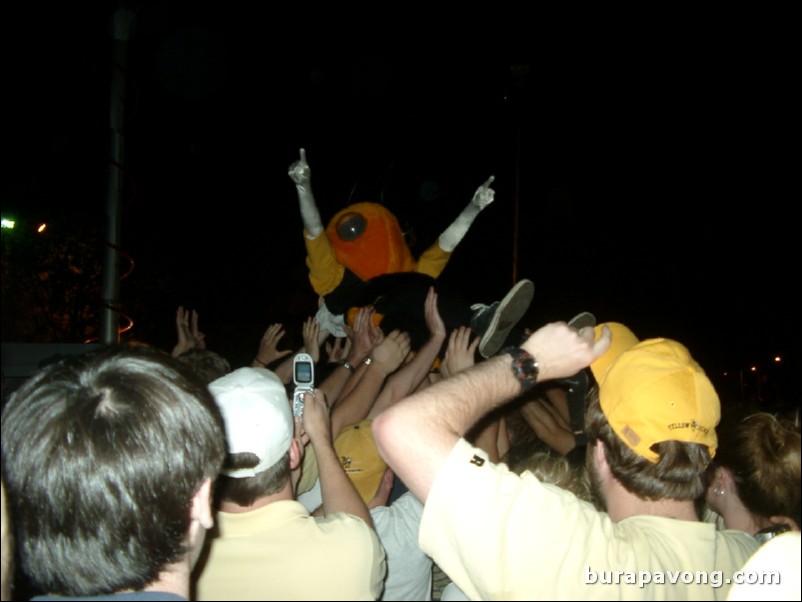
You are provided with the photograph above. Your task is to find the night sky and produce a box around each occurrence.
[3,5,797,406]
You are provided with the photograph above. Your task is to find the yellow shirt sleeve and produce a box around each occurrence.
[304,230,345,296]
[414,240,451,279]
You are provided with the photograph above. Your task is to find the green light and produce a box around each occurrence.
[1,218,15,229]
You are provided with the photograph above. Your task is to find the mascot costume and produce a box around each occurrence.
[288,148,534,358]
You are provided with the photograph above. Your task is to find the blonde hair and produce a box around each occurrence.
[512,450,592,502]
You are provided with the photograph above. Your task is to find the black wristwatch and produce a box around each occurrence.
[500,346,539,392]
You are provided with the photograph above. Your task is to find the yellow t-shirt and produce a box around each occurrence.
[195,499,386,601]
[304,229,451,297]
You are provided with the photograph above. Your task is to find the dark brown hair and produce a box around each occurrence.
[216,451,291,507]
[584,385,711,501]
[713,412,801,522]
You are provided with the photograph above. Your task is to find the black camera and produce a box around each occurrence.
[292,353,314,417]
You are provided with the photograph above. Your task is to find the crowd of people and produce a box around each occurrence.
[1,152,799,601]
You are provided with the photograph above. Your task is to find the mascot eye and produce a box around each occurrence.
[335,212,366,241]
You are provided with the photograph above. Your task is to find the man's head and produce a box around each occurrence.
[209,367,297,506]
[0,345,226,597]
[708,412,801,525]
[585,330,720,504]
[176,348,231,385]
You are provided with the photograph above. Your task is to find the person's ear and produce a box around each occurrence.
[289,438,303,472]
[593,440,610,476]
[717,466,736,494]
[190,477,214,531]
[293,416,310,448]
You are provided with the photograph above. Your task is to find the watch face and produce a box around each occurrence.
[504,346,538,389]
[521,357,537,378]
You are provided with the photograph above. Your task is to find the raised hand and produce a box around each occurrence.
[521,322,611,383]
[300,388,331,447]
[302,316,322,363]
[371,330,412,376]
[255,323,293,367]
[325,335,351,364]
[288,148,311,186]
[288,148,322,236]
[424,286,447,340]
[345,306,384,362]
[191,309,206,349]
[171,306,205,357]
[471,175,495,210]
[440,326,479,378]
[439,175,496,252]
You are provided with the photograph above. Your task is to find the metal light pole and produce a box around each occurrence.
[99,6,133,344]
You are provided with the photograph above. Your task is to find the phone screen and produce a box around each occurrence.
[295,362,313,384]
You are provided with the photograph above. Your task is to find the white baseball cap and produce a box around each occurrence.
[209,367,293,478]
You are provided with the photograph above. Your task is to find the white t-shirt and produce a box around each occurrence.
[372,491,433,601]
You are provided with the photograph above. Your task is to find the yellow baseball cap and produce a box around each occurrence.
[334,419,387,503]
[589,322,640,386]
[599,338,720,463]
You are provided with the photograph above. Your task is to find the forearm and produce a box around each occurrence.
[519,400,576,455]
[439,203,481,253]
[368,332,445,418]
[318,362,355,408]
[330,364,387,437]
[312,437,374,527]
[331,345,373,402]
[296,184,323,237]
